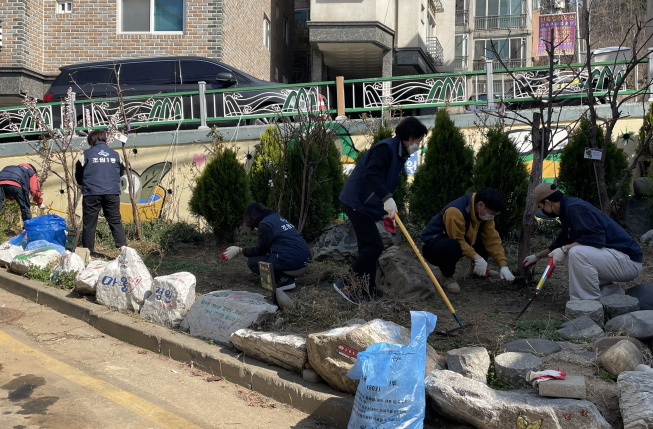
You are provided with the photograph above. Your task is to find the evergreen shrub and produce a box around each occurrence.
[558,118,630,208]
[248,126,285,206]
[472,124,529,237]
[409,109,474,225]
[189,147,251,243]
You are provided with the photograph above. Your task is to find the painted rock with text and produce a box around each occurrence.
[95,247,153,312]
[140,272,196,328]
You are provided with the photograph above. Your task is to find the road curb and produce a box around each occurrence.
[0,269,353,428]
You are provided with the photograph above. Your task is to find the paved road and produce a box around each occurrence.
[0,287,333,429]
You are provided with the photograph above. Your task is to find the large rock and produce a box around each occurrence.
[494,352,541,387]
[565,300,604,326]
[625,198,653,236]
[425,370,611,429]
[376,246,435,301]
[140,272,196,328]
[95,247,153,312]
[633,177,653,198]
[499,339,561,356]
[598,340,643,377]
[641,230,653,245]
[184,290,277,346]
[231,329,307,372]
[593,336,648,355]
[618,371,653,429]
[446,347,490,383]
[605,310,653,342]
[10,247,62,275]
[600,294,639,321]
[306,319,440,394]
[626,284,653,310]
[74,260,110,295]
[312,220,396,261]
[556,316,605,340]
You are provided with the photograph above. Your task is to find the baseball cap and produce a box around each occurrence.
[532,183,559,211]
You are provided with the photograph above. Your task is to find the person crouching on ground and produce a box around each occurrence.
[523,183,642,300]
[221,202,312,291]
[420,188,515,293]
[0,163,43,223]
[75,129,128,254]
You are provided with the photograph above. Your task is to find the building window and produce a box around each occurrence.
[284,18,289,43]
[120,0,184,33]
[474,38,525,67]
[263,17,271,50]
[475,0,522,16]
[57,1,73,13]
[275,66,279,82]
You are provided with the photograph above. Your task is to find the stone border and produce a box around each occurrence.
[0,269,353,428]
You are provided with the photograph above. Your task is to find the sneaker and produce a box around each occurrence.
[277,282,296,291]
[443,277,460,293]
[276,276,296,291]
[333,279,359,304]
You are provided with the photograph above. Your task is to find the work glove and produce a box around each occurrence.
[548,248,566,266]
[499,266,515,282]
[473,257,488,277]
[39,203,46,209]
[383,197,397,218]
[220,246,240,261]
[522,254,539,267]
[383,216,396,233]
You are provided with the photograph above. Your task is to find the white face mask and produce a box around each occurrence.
[407,143,420,154]
[480,213,495,221]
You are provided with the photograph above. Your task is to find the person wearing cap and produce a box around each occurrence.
[420,188,515,293]
[524,183,643,300]
[0,163,43,222]
[334,116,429,304]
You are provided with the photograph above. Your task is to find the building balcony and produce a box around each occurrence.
[454,56,468,71]
[429,0,445,14]
[472,58,526,70]
[427,37,444,67]
[474,14,526,30]
[455,10,469,28]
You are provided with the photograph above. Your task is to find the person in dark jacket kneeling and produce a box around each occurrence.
[75,130,127,254]
[221,202,312,291]
[335,116,428,304]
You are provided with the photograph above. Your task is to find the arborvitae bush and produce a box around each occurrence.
[248,126,285,206]
[189,147,251,243]
[472,124,529,237]
[282,124,344,240]
[409,109,474,225]
[558,118,630,208]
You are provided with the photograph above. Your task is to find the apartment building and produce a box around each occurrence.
[0,0,294,100]
[306,0,455,81]
[454,0,537,72]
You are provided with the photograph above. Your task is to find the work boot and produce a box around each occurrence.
[443,277,460,293]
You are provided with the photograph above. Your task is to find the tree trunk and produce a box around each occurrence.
[120,145,143,240]
[517,113,543,278]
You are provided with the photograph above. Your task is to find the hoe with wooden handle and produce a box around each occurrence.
[394,212,472,334]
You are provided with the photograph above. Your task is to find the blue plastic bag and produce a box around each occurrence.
[24,214,68,247]
[346,311,437,429]
[25,239,66,255]
[8,232,27,247]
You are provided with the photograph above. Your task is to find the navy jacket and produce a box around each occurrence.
[421,193,475,243]
[0,164,36,203]
[75,142,123,196]
[243,211,311,270]
[551,196,643,263]
[339,137,408,219]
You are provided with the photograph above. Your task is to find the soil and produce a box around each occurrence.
[91,231,653,429]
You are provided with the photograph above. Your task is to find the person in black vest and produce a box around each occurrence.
[74,130,127,253]
[420,188,515,293]
[335,117,428,304]
[220,202,312,291]
[0,163,43,222]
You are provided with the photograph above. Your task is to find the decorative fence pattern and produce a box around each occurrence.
[0,58,648,140]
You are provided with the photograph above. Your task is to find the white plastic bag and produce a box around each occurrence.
[50,251,86,282]
[0,240,23,267]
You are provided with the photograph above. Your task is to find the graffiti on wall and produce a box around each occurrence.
[119,162,172,222]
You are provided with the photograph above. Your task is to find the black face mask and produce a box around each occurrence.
[542,209,557,218]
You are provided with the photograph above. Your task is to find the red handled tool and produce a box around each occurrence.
[515,257,556,320]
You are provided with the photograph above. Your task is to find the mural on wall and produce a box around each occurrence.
[119,162,172,222]
[508,127,570,182]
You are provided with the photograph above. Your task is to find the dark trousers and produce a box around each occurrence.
[344,204,383,296]
[0,184,32,221]
[246,254,301,284]
[422,237,489,278]
[82,194,127,253]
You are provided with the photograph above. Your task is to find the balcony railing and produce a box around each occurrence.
[429,0,445,14]
[427,37,444,67]
[454,56,468,71]
[472,59,526,70]
[455,10,469,27]
[474,14,526,30]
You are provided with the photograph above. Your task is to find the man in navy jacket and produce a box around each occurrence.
[335,117,428,304]
[75,130,127,253]
[524,183,643,300]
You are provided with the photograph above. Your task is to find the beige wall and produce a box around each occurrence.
[311,0,396,26]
